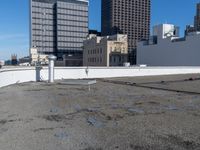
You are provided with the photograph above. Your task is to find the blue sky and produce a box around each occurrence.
[0,0,199,60]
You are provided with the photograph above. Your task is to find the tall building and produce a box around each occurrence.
[194,3,200,31]
[101,0,151,64]
[186,3,200,35]
[30,0,89,64]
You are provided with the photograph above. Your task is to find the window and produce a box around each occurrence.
[100,48,102,54]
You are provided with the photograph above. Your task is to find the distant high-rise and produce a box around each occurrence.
[30,0,88,64]
[11,54,18,65]
[194,3,200,31]
[185,3,200,35]
[101,0,151,64]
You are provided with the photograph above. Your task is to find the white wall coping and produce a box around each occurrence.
[0,66,200,88]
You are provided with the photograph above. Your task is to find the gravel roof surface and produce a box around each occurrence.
[0,74,200,150]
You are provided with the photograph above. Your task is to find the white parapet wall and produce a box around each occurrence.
[0,66,200,88]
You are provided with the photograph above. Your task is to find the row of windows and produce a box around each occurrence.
[110,56,124,63]
[32,7,54,14]
[112,29,149,34]
[113,21,150,25]
[88,57,103,63]
[57,31,87,37]
[32,14,54,20]
[114,2,150,8]
[32,5,88,16]
[32,20,88,27]
[32,24,88,32]
[114,9,150,13]
[109,47,126,52]
[32,39,55,43]
[32,39,56,43]
[32,7,53,13]
[32,41,55,47]
[88,48,103,55]
[112,25,149,30]
[57,30,88,37]
[57,18,88,26]
[32,24,55,30]
[58,41,83,44]
[57,25,87,31]
[57,7,88,14]
[57,9,88,17]
[35,47,54,52]
[57,27,88,32]
[32,28,55,33]
[114,3,150,6]
[57,3,88,11]
[31,13,55,21]
[32,11,53,17]
[114,6,150,9]
[113,1,150,6]
[114,17,150,21]
[113,12,150,17]
[114,14,150,18]
[57,14,88,21]
[32,33,86,40]
[32,2,54,9]
[32,1,88,11]
[114,16,150,21]
[33,24,87,31]
[32,31,54,36]
[57,42,83,48]
[32,23,55,27]
[57,15,88,23]
[32,28,88,36]
[32,25,55,32]
[57,21,88,27]
[57,37,85,42]
[32,36,54,41]
[57,47,82,51]
[32,9,54,17]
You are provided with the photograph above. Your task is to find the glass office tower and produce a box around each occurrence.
[30,0,88,64]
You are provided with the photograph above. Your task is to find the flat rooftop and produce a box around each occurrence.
[0,74,200,150]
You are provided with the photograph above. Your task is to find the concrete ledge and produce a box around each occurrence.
[0,66,200,88]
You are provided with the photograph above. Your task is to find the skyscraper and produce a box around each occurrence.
[101,0,151,64]
[194,3,200,31]
[30,0,89,64]
[185,3,200,35]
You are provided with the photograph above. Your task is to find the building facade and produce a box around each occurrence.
[0,60,5,68]
[186,3,200,35]
[11,55,18,65]
[83,34,128,67]
[30,48,49,65]
[194,3,200,31]
[153,24,180,39]
[101,0,151,64]
[137,24,200,66]
[30,0,88,64]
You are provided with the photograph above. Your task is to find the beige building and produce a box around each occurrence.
[30,48,49,65]
[83,34,128,66]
